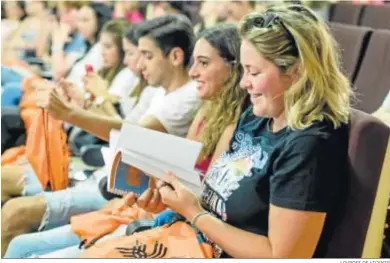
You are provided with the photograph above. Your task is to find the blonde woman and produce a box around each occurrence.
[136,5,352,258]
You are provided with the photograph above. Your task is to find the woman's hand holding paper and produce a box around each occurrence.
[157,172,205,221]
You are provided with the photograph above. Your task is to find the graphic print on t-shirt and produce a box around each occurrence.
[201,131,269,221]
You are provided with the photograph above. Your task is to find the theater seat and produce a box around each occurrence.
[325,109,390,257]
[329,2,364,25]
[360,5,390,30]
[353,30,390,113]
[329,23,372,82]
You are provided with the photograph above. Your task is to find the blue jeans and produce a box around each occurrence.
[34,225,128,258]
[40,245,83,258]
[4,225,81,258]
[22,164,44,196]
[1,66,24,106]
[2,82,23,106]
[1,66,24,85]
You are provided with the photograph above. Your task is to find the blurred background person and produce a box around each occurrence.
[2,0,52,61]
[113,1,144,24]
[1,1,26,42]
[225,0,255,25]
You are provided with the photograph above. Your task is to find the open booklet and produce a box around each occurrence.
[106,123,204,197]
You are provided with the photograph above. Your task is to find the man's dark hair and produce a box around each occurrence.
[136,14,195,68]
[124,23,140,45]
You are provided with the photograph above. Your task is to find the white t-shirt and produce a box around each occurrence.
[108,68,137,99]
[116,76,141,117]
[2,20,19,42]
[383,90,390,111]
[66,43,103,89]
[139,81,201,137]
[125,86,160,123]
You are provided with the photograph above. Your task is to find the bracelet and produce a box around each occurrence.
[191,211,209,226]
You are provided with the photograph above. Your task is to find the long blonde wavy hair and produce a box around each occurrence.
[197,24,248,158]
[239,5,352,129]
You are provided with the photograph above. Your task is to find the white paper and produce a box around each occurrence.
[101,146,113,175]
[119,123,203,170]
[109,129,121,151]
[115,123,204,196]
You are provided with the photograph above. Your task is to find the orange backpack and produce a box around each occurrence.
[1,75,70,191]
[1,76,43,166]
[1,109,70,191]
[71,199,155,249]
[25,109,70,190]
[19,76,44,130]
[79,221,214,258]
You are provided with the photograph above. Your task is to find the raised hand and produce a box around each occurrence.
[36,84,74,121]
[83,72,109,98]
[58,78,85,107]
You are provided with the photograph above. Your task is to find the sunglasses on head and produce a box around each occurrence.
[249,12,299,57]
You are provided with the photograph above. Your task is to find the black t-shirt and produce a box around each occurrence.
[200,106,349,258]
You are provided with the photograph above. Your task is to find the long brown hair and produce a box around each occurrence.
[197,24,248,158]
[98,19,129,87]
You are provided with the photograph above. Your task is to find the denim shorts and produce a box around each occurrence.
[4,225,80,258]
[22,164,44,196]
[38,186,108,231]
[22,164,108,231]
